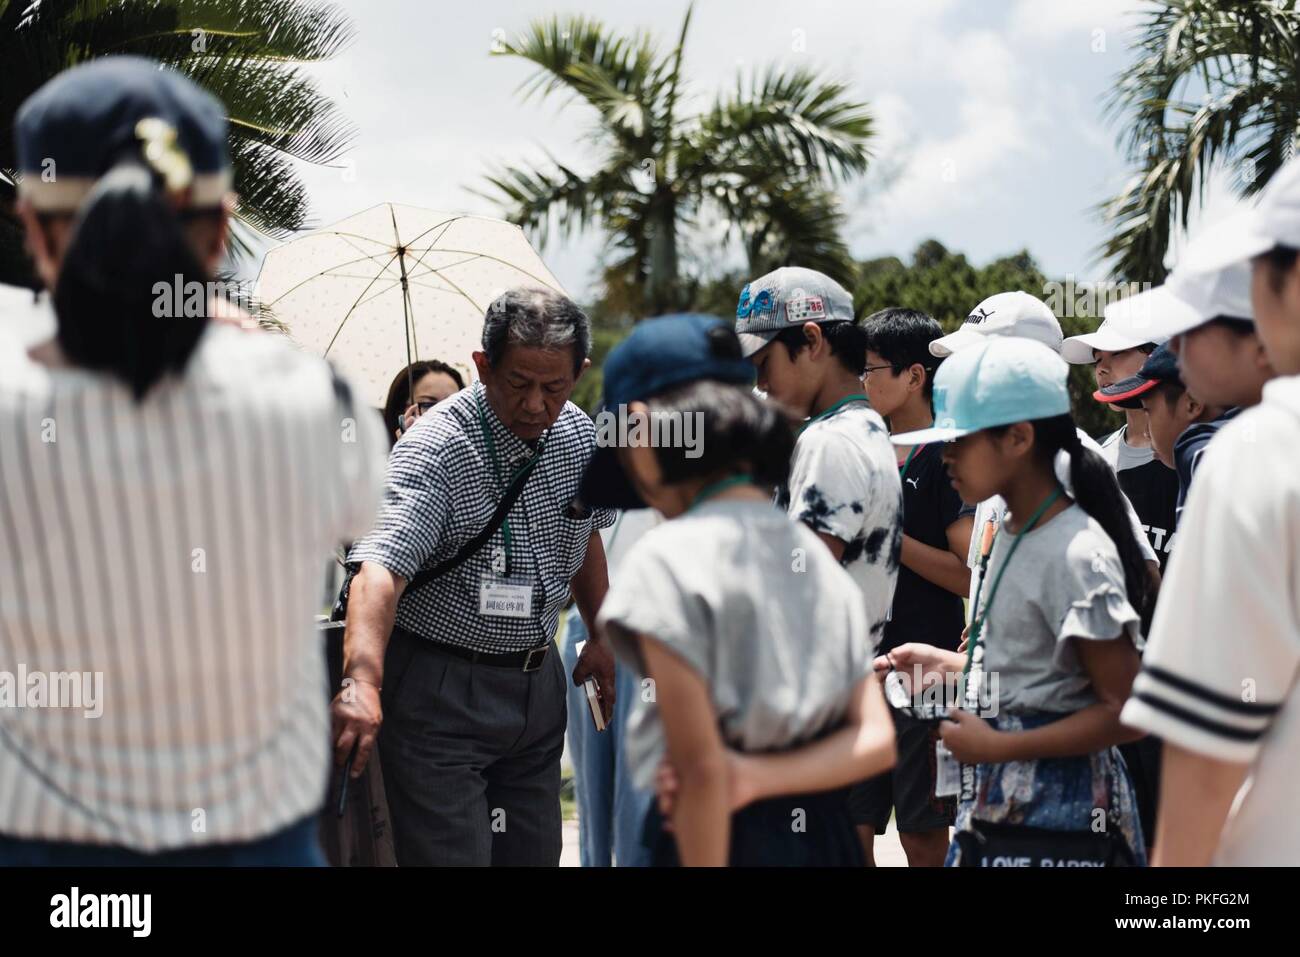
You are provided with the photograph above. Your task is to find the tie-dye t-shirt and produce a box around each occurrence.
[777,400,902,654]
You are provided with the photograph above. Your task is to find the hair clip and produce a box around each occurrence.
[134,117,194,195]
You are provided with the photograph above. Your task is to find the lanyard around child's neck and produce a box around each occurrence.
[963,486,1064,676]
[687,474,754,512]
[898,443,927,482]
[800,393,868,434]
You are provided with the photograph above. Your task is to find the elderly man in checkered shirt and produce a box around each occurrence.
[332,288,616,866]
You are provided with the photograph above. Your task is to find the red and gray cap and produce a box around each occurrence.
[1093,343,1181,410]
[733,266,856,358]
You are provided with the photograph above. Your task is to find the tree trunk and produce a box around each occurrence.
[645,189,679,316]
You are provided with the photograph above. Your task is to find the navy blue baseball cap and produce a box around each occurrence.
[15,56,231,212]
[1094,343,1182,409]
[575,314,756,510]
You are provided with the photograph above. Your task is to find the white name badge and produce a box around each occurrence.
[479,579,534,619]
[934,740,961,798]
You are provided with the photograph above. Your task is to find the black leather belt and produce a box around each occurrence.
[395,627,550,672]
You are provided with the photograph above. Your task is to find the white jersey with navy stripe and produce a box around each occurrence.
[0,324,387,850]
[1122,377,1300,865]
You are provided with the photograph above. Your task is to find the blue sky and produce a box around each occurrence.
[276,0,1241,298]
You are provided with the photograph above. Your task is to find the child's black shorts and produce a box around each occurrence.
[848,709,957,833]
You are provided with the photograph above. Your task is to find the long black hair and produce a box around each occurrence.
[992,414,1156,630]
[53,155,212,401]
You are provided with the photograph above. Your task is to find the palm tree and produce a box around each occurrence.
[0,0,356,289]
[1099,0,1300,283]
[480,5,873,316]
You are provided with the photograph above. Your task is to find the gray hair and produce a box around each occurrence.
[481,287,591,375]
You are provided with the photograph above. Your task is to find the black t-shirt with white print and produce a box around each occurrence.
[881,442,968,655]
[1099,426,1180,570]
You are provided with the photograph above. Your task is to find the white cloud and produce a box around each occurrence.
[1008,0,1144,44]
[852,25,1034,232]
[234,1,1147,291]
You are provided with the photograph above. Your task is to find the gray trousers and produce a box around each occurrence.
[379,628,567,866]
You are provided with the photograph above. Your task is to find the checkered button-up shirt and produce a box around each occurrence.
[348,381,614,653]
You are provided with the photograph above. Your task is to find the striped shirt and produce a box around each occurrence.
[0,324,387,851]
[348,381,614,653]
[1121,378,1300,865]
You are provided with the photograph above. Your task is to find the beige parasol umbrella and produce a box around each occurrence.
[255,203,566,407]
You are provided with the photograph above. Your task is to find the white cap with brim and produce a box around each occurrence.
[1176,156,1300,274]
[929,290,1063,357]
[1176,209,1275,275]
[893,337,1071,446]
[1060,287,1176,364]
[885,422,973,445]
[1149,259,1255,339]
[926,324,987,358]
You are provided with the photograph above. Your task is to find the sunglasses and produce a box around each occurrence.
[395,399,442,433]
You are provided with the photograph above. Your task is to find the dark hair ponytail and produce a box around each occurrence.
[54,158,210,401]
[1032,414,1155,630]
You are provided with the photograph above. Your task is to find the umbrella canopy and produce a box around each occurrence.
[255,203,566,407]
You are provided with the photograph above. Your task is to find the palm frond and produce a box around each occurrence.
[0,0,356,285]
[694,67,873,184]
[1100,0,1300,278]
[495,13,664,152]
[713,176,857,287]
[476,154,640,246]
[180,54,356,165]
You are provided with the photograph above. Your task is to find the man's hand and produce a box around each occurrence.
[572,638,615,723]
[331,676,383,778]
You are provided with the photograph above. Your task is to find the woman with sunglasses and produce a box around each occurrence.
[381,359,465,446]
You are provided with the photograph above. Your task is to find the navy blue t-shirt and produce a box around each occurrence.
[881,442,969,654]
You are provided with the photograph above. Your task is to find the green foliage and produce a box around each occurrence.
[569,319,629,415]
[576,240,1122,439]
[856,240,1122,440]
[0,0,356,288]
[1100,0,1300,283]
[480,3,872,316]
